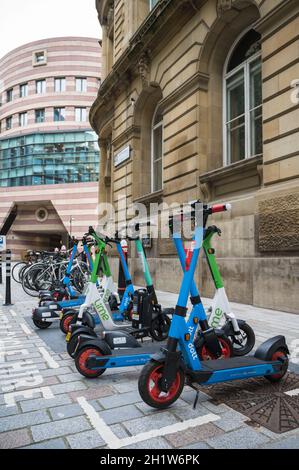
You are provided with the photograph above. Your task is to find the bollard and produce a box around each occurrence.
[0,253,2,284]
[3,249,13,306]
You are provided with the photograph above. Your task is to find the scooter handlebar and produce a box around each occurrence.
[211,203,231,214]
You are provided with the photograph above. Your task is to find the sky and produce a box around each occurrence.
[0,0,102,59]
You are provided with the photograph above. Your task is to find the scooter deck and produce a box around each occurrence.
[201,356,266,370]
[189,356,283,385]
[109,341,166,356]
[86,341,166,369]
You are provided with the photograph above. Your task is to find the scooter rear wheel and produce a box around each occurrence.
[138,360,185,409]
[265,349,289,382]
[32,317,52,329]
[75,346,106,378]
[195,333,233,360]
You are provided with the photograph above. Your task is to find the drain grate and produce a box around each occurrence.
[201,372,299,434]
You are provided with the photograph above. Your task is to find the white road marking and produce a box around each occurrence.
[38,347,60,369]
[0,293,3,299]
[77,396,220,449]
[9,309,17,317]
[285,388,299,397]
[20,323,32,335]
[77,396,120,448]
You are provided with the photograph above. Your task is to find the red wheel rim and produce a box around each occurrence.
[62,315,73,332]
[146,364,181,404]
[201,338,231,360]
[78,348,102,376]
[271,351,286,379]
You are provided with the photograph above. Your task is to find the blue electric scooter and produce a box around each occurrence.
[72,221,232,378]
[137,201,289,409]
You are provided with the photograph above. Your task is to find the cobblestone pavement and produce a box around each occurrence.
[0,276,298,449]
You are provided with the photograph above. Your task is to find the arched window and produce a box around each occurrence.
[224,29,262,165]
[151,107,163,192]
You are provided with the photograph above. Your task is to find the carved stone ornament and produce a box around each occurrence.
[138,51,151,87]
[217,0,233,14]
[199,182,211,202]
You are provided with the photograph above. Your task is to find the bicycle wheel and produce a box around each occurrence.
[71,262,90,293]
[12,262,27,283]
[22,263,52,296]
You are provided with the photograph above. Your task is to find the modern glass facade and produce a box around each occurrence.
[0,130,99,187]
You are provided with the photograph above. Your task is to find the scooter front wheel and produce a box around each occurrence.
[149,314,171,341]
[66,332,81,357]
[75,346,106,378]
[229,321,255,356]
[60,311,75,335]
[138,360,185,409]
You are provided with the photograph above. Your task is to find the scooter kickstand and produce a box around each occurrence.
[193,391,199,410]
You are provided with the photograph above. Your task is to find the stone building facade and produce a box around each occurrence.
[91,0,299,313]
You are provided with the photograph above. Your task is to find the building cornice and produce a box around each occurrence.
[254,0,299,35]
[90,0,206,133]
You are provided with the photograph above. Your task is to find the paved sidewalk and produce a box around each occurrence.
[0,277,298,449]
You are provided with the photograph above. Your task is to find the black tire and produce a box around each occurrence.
[12,262,27,283]
[138,360,185,409]
[265,348,289,383]
[32,317,52,329]
[229,321,255,356]
[195,331,233,360]
[75,345,107,378]
[150,313,171,341]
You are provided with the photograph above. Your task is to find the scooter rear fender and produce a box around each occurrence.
[254,335,289,361]
[76,336,112,356]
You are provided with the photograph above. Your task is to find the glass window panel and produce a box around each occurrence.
[227,115,246,164]
[54,108,65,121]
[76,77,87,92]
[6,89,13,102]
[226,70,245,122]
[153,125,162,162]
[19,112,27,127]
[250,106,263,156]
[250,59,262,110]
[152,122,163,191]
[35,109,45,123]
[20,83,28,98]
[36,80,46,94]
[55,78,66,92]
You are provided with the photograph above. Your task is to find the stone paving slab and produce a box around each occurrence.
[0,278,298,449]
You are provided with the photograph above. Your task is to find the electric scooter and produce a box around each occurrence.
[137,201,289,409]
[38,236,94,304]
[72,222,233,378]
[32,230,125,332]
[66,224,173,357]
[202,226,255,355]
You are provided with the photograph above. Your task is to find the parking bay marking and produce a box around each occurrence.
[77,396,220,449]
[38,347,60,369]
[20,323,33,335]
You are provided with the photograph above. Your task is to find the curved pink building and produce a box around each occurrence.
[0,37,102,258]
